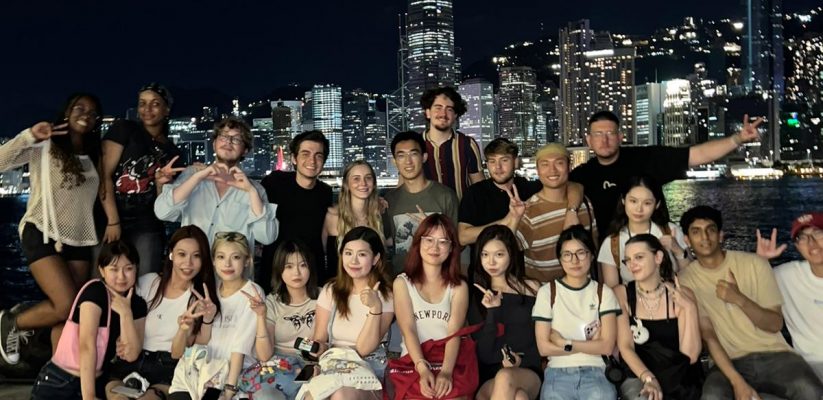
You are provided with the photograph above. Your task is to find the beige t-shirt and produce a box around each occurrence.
[264,293,317,357]
[317,284,394,348]
[678,251,790,359]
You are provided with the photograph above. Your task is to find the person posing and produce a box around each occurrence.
[678,206,823,400]
[391,214,471,399]
[570,110,763,234]
[260,131,332,292]
[31,240,147,400]
[100,83,183,276]
[532,225,620,400]
[242,239,319,400]
[155,117,277,256]
[384,131,458,276]
[105,225,220,400]
[615,234,702,400]
[0,94,107,364]
[168,231,260,400]
[297,226,394,400]
[598,176,689,288]
[322,160,383,281]
[468,225,541,400]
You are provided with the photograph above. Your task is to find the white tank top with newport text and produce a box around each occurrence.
[399,273,453,356]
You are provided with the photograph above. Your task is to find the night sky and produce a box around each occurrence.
[1,0,818,135]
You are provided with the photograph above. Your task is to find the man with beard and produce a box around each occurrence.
[419,87,484,200]
[678,206,823,400]
[570,111,763,234]
[514,143,596,283]
[260,131,332,290]
[155,117,277,255]
[384,131,458,276]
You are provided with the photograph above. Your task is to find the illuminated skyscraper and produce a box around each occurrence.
[743,0,784,97]
[499,67,539,156]
[635,83,663,146]
[661,79,693,146]
[311,85,343,173]
[585,47,636,143]
[457,78,495,150]
[405,0,457,131]
[559,20,594,145]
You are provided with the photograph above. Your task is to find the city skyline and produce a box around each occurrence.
[2,0,820,135]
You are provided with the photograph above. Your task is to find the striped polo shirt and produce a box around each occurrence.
[422,129,482,200]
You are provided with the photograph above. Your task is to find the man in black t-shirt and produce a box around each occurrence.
[260,131,332,291]
[570,110,763,234]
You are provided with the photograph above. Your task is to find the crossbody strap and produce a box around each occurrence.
[66,279,112,328]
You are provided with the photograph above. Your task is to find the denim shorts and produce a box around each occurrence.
[110,350,179,386]
[541,366,616,400]
[31,361,107,400]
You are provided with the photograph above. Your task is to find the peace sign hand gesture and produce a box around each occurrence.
[473,283,502,308]
[192,284,217,323]
[506,185,526,222]
[360,281,383,314]
[666,276,697,318]
[177,301,205,332]
[241,288,266,317]
[30,122,68,142]
[735,114,764,144]
[155,155,186,186]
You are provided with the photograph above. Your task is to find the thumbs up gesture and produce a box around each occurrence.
[360,281,383,313]
[715,269,745,306]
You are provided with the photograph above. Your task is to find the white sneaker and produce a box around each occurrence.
[0,309,21,364]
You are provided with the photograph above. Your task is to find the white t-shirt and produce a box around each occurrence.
[531,279,621,368]
[264,293,317,357]
[397,273,453,356]
[597,222,687,283]
[774,260,823,379]
[210,280,263,369]
[317,283,394,348]
[137,273,192,353]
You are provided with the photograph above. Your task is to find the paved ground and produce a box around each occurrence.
[0,384,31,399]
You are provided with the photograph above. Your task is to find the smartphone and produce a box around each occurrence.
[501,344,516,364]
[294,337,320,353]
[294,365,316,382]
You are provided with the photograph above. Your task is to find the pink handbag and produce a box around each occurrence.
[52,279,111,372]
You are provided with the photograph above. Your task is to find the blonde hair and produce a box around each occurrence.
[212,232,250,262]
[337,160,383,246]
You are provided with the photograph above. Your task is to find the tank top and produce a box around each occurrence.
[398,273,453,356]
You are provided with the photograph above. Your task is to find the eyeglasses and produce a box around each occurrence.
[795,229,823,245]
[394,152,422,162]
[421,236,452,249]
[215,231,248,242]
[622,251,653,266]
[70,105,99,120]
[560,249,590,263]
[216,134,244,145]
[588,131,618,139]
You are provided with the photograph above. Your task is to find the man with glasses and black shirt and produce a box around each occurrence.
[570,111,763,234]
[155,117,277,255]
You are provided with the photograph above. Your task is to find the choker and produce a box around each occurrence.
[637,281,663,295]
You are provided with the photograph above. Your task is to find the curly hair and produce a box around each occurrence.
[50,93,103,188]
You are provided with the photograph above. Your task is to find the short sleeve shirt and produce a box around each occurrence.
[264,293,318,357]
[422,130,483,199]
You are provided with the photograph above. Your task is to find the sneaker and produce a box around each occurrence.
[0,309,21,364]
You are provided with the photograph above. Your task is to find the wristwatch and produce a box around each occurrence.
[563,340,573,352]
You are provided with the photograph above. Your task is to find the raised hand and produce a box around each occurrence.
[507,185,526,222]
[667,276,697,318]
[30,122,68,141]
[192,284,217,323]
[360,281,382,313]
[659,234,680,254]
[155,155,186,186]
[226,166,254,192]
[755,228,787,260]
[177,301,204,332]
[199,162,231,183]
[107,286,133,317]
[472,283,502,308]
[241,288,266,317]
[716,270,745,307]
[736,114,764,143]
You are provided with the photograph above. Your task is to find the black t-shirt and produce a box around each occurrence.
[569,146,689,234]
[260,171,333,291]
[459,177,541,251]
[104,120,182,224]
[71,280,148,369]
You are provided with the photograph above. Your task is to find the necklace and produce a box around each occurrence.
[637,281,663,295]
[637,288,662,317]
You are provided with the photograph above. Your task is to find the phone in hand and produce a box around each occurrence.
[294,337,319,354]
[294,364,316,382]
[501,344,516,364]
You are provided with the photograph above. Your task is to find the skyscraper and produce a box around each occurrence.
[499,66,540,156]
[559,20,594,145]
[405,0,457,131]
[311,85,343,173]
[364,110,388,176]
[343,91,370,166]
[457,78,495,150]
[635,83,663,146]
[661,79,693,146]
[743,0,784,97]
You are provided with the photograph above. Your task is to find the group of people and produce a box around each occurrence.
[0,84,821,400]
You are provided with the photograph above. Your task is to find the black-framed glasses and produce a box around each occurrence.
[795,229,823,245]
[560,249,590,262]
[216,134,244,145]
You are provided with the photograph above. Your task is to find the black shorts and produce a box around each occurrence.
[21,222,93,264]
[109,350,179,386]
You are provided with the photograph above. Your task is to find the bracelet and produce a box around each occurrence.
[731,133,743,146]
[639,370,652,380]
[415,359,431,370]
[202,318,214,325]
[368,311,383,316]
[107,222,120,226]
[223,383,238,393]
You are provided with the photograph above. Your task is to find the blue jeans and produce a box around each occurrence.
[541,366,616,400]
[31,361,106,400]
[702,351,823,400]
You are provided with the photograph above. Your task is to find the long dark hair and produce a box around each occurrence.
[608,175,671,237]
[271,239,319,304]
[555,225,598,277]
[148,225,220,335]
[51,93,103,188]
[624,234,675,282]
[331,226,392,319]
[403,214,463,286]
[470,225,536,316]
